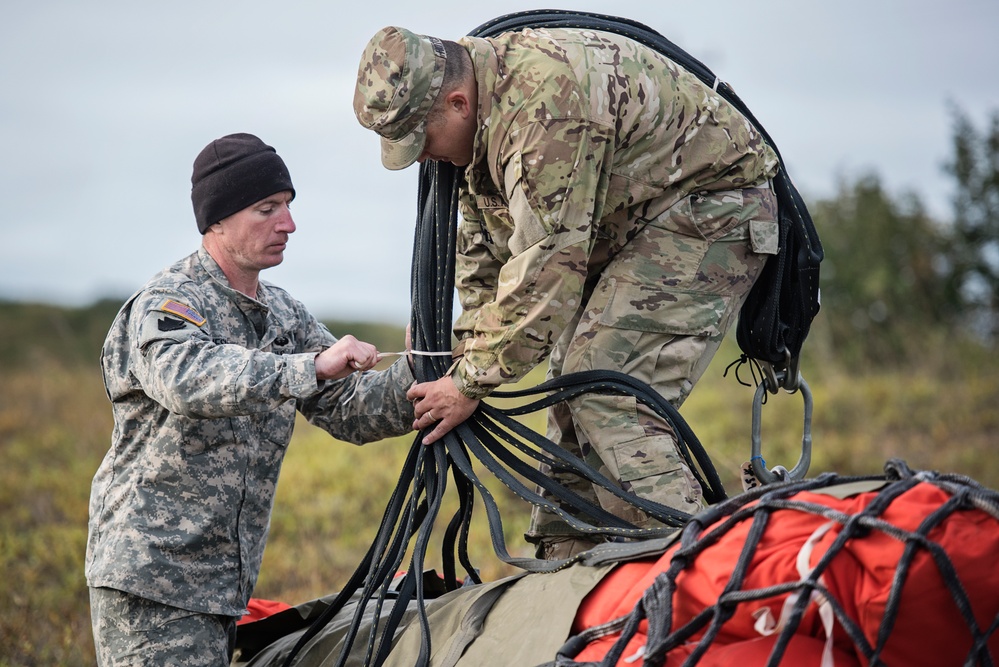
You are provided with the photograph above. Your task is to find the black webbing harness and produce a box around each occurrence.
[279,10,820,666]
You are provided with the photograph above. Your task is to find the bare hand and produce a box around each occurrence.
[314,335,379,381]
[407,376,479,445]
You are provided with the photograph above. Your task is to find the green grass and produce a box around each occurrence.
[0,361,111,667]
[1,334,997,665]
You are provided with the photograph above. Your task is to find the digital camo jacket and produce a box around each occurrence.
[450,28,778,399]
[86,247,414,616]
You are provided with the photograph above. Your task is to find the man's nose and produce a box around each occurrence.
[276,208,296,233]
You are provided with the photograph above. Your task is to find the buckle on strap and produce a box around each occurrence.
[760,351,801,394]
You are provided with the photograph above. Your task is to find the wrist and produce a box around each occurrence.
[451,364,493,400]
[313,350,329,381]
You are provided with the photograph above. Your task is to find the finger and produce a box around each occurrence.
[411,411,429,430]
[422,424,446,446]
[413,409,441,433]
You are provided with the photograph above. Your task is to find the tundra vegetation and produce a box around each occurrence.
[1,107,997,665]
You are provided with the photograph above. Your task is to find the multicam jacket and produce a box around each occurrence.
[450,28,778,399]
[86,247,414,616]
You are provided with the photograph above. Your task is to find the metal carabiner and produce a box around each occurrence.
[750,374,813,485]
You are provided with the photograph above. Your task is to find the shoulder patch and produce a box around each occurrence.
[160,299,206,327]
[157,315,187,332]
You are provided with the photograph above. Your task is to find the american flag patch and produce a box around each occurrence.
[161,299,206,327]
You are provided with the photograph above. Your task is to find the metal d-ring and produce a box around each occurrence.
[750,374,813,485]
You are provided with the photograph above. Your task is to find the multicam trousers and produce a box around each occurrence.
[90,587,237,667]
[527,185,778,547]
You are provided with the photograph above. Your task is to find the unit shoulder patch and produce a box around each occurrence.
[157,315,187,332]
[160,299,207,327]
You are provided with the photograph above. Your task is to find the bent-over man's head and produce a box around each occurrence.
[354,27,475,170]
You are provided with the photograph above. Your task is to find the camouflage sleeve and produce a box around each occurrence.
[298,303,339,352]
[298,357,415,445]
[286,302,414,443]
[453,196,504,345]
[452,119,613,399]
[128,290,320,418]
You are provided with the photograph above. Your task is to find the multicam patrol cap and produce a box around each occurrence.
[353,26,447,171]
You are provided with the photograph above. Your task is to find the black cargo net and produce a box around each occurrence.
[549,459,999,667]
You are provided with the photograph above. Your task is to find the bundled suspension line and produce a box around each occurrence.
[280,8,827,664]
[281,156,722,665]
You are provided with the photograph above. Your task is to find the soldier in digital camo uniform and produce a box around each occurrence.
[353,26,780,560]
[85,133,415,666]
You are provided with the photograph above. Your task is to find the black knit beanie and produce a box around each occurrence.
[191,133,296,234]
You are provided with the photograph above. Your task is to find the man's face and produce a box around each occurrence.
[417,90,477,167]
[212,191,296,272]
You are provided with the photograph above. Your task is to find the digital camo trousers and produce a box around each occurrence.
[90,587,237,667]
[527,185,778,543]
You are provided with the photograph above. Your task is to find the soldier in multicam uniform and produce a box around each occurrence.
[86,133,415,666]
[353,26,780,559]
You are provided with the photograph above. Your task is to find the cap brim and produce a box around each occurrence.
[380,126,427,171]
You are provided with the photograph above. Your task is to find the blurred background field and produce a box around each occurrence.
[1,299,997,666]
[2,107,998,666]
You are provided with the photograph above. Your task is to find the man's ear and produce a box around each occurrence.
[447,90,473,120]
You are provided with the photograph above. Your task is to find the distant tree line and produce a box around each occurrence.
[5,107,996,375]
[0,299,405,371]
[810,105,998,367]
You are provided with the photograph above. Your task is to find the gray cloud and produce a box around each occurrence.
[3,0,997,323]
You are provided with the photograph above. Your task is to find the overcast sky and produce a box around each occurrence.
[2,0,997,324]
